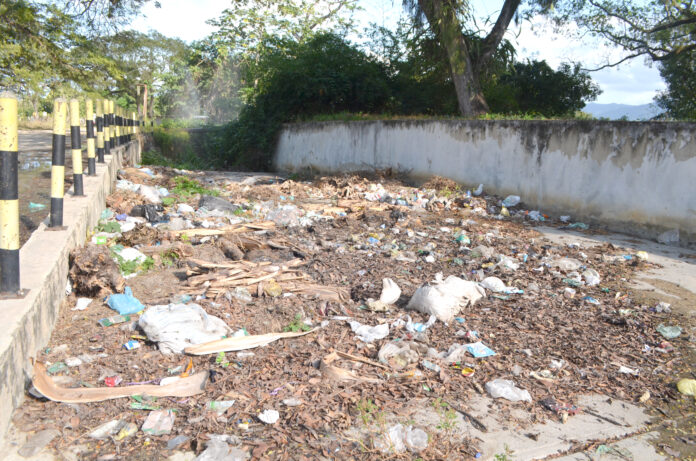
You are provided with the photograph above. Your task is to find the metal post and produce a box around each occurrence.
[114,106,120,146]
[85,98,96,175]
[50,99,67,228]
[0,92,20,295]
[69,99,84,196]
[96,99,105,162]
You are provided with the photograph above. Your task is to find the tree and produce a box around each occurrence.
[656,50,696,119]
[485,60,601,116]
[403,0,536,116]
[543,0,696,70]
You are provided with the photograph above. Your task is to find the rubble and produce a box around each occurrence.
[15,166,691,459]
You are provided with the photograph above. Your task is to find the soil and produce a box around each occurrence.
[11,168,695,460]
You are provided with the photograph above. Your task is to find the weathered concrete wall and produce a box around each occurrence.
[0,141,141,439]
[275,120,696,244]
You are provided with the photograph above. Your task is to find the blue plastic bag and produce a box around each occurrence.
[466,341,496,358]
[107,287,145,315]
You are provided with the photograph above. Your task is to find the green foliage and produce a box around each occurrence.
[656,50,696,120]
[160,250,179,268]
[97,221,121,233]
[283,314,312,332]
[485,61,601,117]
[356,398,384,427]
[171,176,218,198]
[432,398,458,432]
[222,33,392,169]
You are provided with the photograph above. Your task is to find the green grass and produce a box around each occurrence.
[171,176,219,198]
[111,250,155,276]
[283,314,312,332]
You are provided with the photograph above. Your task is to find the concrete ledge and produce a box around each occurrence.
[0,141,141,439]
[275,120,696,246]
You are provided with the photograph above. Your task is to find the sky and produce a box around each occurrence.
[130,0,666,105]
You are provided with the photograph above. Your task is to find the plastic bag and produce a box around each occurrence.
[374,424,406,453]
[405,427,428,452]
[137,184,162,204]
[379,278,401,304]
[552,257,583,272]
[582,268,601,286]
[479,277,507,293]
[349,321,389,342]
[485,379,532,402]
[139,303,231,354]
[502,195,520,207]
[106,287,145,315]
[407,275,485,323]
[196,438,249,461]
[657,229,679,245]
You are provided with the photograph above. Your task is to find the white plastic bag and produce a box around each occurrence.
[407,275,485,323]
[349,321,389,343]
[485,379,531,402]
[582,268,601,286]
[139,303,231,354]
[137,184,162,204]
[379,278,401,304]
[479,276,507,293]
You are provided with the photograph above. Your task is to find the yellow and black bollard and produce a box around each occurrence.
[114,106,120,147]
[49,99,67,228]
[104,99,112,155]
[0,92,21,295]
[85,98,96,175]
[96,99,105,162]
[69,99,84,196]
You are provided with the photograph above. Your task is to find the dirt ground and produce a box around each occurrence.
[11,165,696,460]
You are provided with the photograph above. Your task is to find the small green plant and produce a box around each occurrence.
[161,250,179,268]
[283,314,311,332]
[432,398,458,432]
[171,176,219,198]
[161,196,177,206]
[494,444,515,461]
[180,233,190,243]
[140,256,155,272]
[356,398,385,427]
[97,221,121,233]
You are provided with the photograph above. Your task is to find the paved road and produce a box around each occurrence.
[19,129,82,153]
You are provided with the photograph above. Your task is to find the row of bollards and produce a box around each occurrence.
[0,93,141,296]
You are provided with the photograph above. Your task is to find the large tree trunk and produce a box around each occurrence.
[419,0,488,116]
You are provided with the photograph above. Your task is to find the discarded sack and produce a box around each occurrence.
[139,303,232,354]
[407,274,485,323]
[130,204,163,223]
[106,286,145,315]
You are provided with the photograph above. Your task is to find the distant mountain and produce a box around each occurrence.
[583,102,663,120]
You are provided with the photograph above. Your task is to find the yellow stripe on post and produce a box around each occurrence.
[50,165,65,197]
[0,93,18,151]
[0,201,19,250]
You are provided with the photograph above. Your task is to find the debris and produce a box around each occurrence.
[142,409,175,435]
[72,297,93,311]
[258,409,279,424]
[199,195,238,214]
[379,278,401,304]
[502,195,520,207]
[69,245,125,298]
[166,435,190,450]
[677,379,696,397]
[88,419,126,439]
[618,365,639,375]
[18,429,60,457]
[466,341,496,358]
[98,314,131,327]
[196,437,249,461]
[207,400,235,416]
[184,329,317,355]
[479,277,508,293]
[582,268,601,286]
[115,422,138,441]
[138,303,232,354]
[378,342,420,369]
[656,324,682,339]
[28,202,47,211]
[106,287,145,315]
[374,424,406,453]
[32,362,208,403]
[540,397,579,415]
[177,203,195,214]
[485,379,532,402]
[320,351,382,383]
[349,320,389,342]
[130,204,163,223]
[639,391,651,403]
[407,274,485,322]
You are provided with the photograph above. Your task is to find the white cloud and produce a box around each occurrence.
[130,0,227,43]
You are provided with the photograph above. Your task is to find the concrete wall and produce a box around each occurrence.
[275,120,696,244]
[0,141,141,439]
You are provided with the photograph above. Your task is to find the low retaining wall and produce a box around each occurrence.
[0,141,141,438]
[275,120,696,245]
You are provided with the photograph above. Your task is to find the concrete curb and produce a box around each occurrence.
[0,141,141,439]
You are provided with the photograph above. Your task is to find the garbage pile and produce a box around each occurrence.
[13,168,692,459]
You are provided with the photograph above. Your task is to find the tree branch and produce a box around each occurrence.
[478,0,521,68]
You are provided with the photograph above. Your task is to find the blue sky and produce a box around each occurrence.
[131,0,665,105]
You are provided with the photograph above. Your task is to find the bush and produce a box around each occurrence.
[221,34,392,170]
